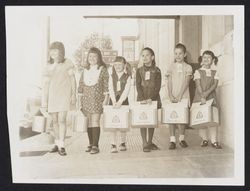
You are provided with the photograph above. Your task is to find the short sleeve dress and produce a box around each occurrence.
[193,68,219,107]
[43,59,75,113]
[165,62,192,106]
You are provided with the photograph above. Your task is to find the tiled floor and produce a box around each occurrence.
[16,126,234,180]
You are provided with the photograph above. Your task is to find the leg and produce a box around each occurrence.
[148,128,159,150]
[92,127,100,147]
[140,128,150,152]
[57,111,67,156]
[209,126,222,149]
[87,128,93,145]
[111,130,118,153]
[111,130,117,146]
[50,113,59,152]
[178,124,188,148]
[169,124,176,150]
[199,127,209,147]
[58,111,67,145]
[119,131,127,151]
[140,128,147,147]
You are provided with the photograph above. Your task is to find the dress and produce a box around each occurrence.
[136,65,162,109]
[166,62,192,106]
[43,59,75,113]
[78,65,109,127]
[193,67,219,107]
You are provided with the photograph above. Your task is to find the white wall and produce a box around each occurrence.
[201,16,234,149]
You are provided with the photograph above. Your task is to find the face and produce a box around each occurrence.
[202,54,213,67]
[49,49,60,61]
[114,61,125,73]
[141,50,154,66]
[174,48,186,63]
[88,53,98,66]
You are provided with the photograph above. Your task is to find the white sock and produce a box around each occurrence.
[55,139,59,147]
[58,140,65,148]
[179,135,185,141]
[170,136,176,143]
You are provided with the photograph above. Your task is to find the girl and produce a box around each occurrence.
[166,43,192,150]
[193,50,222,149]
[136,47,162,152]
[42,41,76,156]
[78,47,109,154]
[108,56,131,153]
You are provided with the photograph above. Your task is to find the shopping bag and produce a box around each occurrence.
[130,101,158,128]
[162,99,189,124]
[190,99,219,128]
[103,105,130,131]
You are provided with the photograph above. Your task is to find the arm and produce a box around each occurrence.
[177,65,192,101]
[41,66,50,108]
[102,67,110,105]
[136,69,145,101]
[177,75,191,102]
[108,75,116,105]
[203,79,218,98]
[166,75,176,103]
[78,71,84,95]
[152,69,161,100]
[117,77,131,104]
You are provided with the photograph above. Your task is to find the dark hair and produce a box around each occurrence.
[86,47,106,70]
[141,47,156,66]
[112,56,132,76]
[48,41,65,64]
[175,43,187,53]
[199,50,218,65]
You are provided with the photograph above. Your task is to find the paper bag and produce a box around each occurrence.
[190,99,219,128]
[130,101,158,128]
[103,105,130,131]
[73,110,88,132]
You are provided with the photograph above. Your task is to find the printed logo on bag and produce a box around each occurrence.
[196,111,203,119]
[170,111,178,119]
[112,115,120,123]
[139,112,148,120]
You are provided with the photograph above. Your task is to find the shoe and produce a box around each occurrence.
[201,140,209,147]
[169,142,176,150]
[58,148,67,156]
[119,143,127,151]
[85,145,92,152]
[111,145,118,153]
[211,142,222,149]
[143,144,151,152]
[179,140,188,148]
[49,145,58,153]
[90,146,100,154]
[149,143,159,150]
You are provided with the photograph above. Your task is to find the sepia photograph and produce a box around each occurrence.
[5,5,244,185]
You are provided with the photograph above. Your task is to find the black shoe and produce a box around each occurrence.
[58,148,67,156]
[49,145,58,153]
[149,143,159,150]
[201,140,209,147]
[211,142,222,149]
[169,142,176,150]
[85,145,92,152]
[143,144,151,152]
[179,140,188,148]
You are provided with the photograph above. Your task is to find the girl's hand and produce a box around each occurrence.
[201,92,207,99]
[140,100,147,104]
[169,95,178,103]
[114,102,122,109]
[146,99,152,105]
[176,95,182,102]
[201,98,206,105]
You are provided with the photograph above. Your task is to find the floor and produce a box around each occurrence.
[15,126,234,182]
